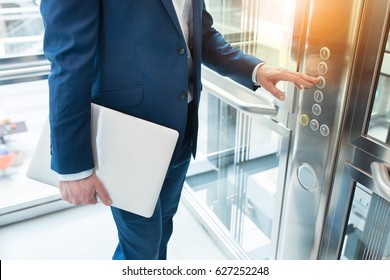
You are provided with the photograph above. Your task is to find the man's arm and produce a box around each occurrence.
[41,0,98,174]
[201,6,319,99]
[40,0,111,206]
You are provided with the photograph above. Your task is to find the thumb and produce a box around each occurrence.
[94,179,112,206]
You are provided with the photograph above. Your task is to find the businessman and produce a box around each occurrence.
[40,0,319,260]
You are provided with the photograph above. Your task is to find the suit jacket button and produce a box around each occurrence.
[178,92,187,101]
[177,47,186,55]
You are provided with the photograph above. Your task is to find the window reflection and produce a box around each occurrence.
[367,30,390,145]
[341,183,390,260]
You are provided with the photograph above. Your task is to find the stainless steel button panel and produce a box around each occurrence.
[298,47,330,138]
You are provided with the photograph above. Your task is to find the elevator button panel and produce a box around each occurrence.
[298,47,330,138]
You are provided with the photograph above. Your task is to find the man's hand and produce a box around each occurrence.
[59,173,112,206]
[256,64,320,101]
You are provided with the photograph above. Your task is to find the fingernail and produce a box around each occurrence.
[106,199,112,205]
[279,95,286,101]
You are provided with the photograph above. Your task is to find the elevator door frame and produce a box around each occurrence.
[319,0,390,259]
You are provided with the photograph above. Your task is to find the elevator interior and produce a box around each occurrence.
[0,0,390,260]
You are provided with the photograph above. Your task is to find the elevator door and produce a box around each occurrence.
[319,0,390,260]
[183,0,299,259]
[339,15,390,260]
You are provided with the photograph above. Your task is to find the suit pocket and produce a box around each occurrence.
[92,86,143,107]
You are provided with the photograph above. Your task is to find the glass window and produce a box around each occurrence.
[0,0,43,58]
[205,0,297,66]
[367,29,390,145]
[341,183,390,260]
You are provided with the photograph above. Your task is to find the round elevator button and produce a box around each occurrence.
[320,47,331,60]
[320,124,330,137]
[317,77,326,89]
[297,163,318,191]
[310,119,319,131]
[314,90,324,103]
[299,114,310,127]
[312,104,322,116]
[318,62,328,74]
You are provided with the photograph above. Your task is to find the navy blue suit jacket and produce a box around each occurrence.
[40,0,262,174]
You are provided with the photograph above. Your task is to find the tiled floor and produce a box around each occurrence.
[0,201,227,260]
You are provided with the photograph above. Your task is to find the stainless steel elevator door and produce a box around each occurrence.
[319,0,390,260]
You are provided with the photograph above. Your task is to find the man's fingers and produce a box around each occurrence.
[59,173,111,206]
[94,181,112,206]
[262,80,286,101]
[282,71,320,88]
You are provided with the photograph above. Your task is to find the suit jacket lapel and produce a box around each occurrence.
[160,0,184,39]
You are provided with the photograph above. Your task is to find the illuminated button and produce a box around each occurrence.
[320,47,331,60]
[312,104,322,116]
[320,124,330,137]
[299,114,310,127]
[317,76,326,89]
[297,163,318,191]
[310,119,319,131]
[314,90,324,103]
[318,62,328,74]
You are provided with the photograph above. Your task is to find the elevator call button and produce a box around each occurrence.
[314,90,324,102]
[299,114,310,126]
[312,104,322,116]
[320,47,331,60]
[310,119,320,131]
[297,163,318,191]
[317,77,326,89]
[320,124,330,137]
[318,62,328,74]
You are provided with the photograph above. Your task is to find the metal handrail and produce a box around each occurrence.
[0,54,50,85]
[201,66,278,116]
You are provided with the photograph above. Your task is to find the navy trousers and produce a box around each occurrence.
[110,105,194,260]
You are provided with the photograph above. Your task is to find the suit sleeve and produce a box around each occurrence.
[201,6,263,90]
[40,0,99,174]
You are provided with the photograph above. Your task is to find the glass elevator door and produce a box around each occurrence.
[183,0,299,259]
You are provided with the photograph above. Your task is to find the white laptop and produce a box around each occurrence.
[27,104,179,217]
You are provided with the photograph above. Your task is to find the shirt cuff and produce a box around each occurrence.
[252,62,265,86]
[58,169,93,181]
